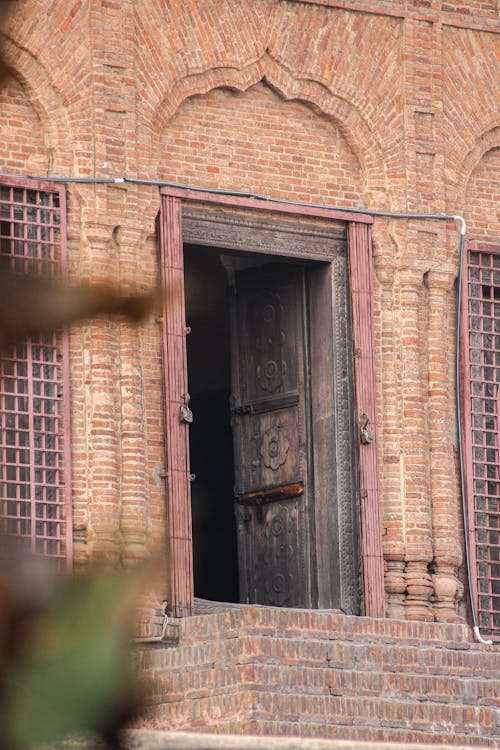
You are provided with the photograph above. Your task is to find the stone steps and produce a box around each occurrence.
[134,607,499,746]
[250,692,499,741]
[123,728,498,749]
[245,664,498,706]
[238,635,500,677]
[237,720,500,747]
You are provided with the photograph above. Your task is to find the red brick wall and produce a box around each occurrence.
[443,0,497,16]
[443,26,499,243]
[160,84,362,205]
[0,0,497,632]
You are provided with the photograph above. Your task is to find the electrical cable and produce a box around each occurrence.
[131,601,172,644]
[0,171,459,223]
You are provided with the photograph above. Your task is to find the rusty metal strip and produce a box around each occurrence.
[231,391,300,416]
[235,482,304,507]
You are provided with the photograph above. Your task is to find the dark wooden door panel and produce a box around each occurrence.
[231,266,311,606]
[236,499,307,607]
[236,410,303,493]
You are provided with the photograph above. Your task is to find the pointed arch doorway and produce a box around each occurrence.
[159,188,384,619]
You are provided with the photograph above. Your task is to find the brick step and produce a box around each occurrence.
[238,635,500,677]
[140,665,243,704]
[244,664,498,706]
[250,692,500,741]
[138,690,255,730]
[239,719,500,747]
[134,636,240,671]
[135,608,499,743]
[235,608,475,648]
[138,660,497,708]
[137,691,500,747]
[177,608,480,651]
[153,608,491,657]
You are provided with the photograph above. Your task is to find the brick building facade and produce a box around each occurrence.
[0,0,499,742]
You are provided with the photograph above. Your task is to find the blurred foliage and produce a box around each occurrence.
[0,1,161,747]
[0,558,142,749]
[0,258,161,353]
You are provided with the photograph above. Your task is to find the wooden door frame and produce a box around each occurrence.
[159,187,384,619]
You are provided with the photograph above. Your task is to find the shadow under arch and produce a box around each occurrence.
[0,33,75,174]
[455,125,500,213]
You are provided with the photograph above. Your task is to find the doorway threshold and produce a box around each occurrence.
[193,597,258,615]
[193,597,344,616]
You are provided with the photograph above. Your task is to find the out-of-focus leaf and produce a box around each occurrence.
[2,570,140,748]
[0,540,57,674]
[0,0,17,86]
[0,265,161,351]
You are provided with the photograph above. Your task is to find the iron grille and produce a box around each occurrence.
[462,242,500,641]
[0,180,71,565]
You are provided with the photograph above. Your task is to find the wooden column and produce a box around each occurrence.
[348,222,385,618]
[159,196,193,618]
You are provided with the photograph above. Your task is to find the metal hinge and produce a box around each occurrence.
[231,391,299,417]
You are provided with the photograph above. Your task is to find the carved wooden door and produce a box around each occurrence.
[231,265,312,607]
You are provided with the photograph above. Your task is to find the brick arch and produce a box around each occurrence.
[151,58,388,208]
[0,34,74,173]
[459,126,500,240]
[260,55,388,207]
[158,82,362,207]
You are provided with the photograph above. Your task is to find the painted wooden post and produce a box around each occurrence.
[159,195,193,618]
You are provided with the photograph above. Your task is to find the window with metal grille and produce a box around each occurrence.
[461,241,500,642]
[0,178,71,566]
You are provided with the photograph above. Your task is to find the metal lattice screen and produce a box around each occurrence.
[462,242,500,641]
[0,180,70,564]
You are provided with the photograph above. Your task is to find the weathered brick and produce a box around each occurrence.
[0,1,498,739]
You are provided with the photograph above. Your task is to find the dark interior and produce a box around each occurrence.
[184,244,239,602]
[184,243,309,603]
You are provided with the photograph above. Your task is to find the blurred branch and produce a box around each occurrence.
[0,263,161,352]
[0,545,144,749]
[0,2,162,748]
